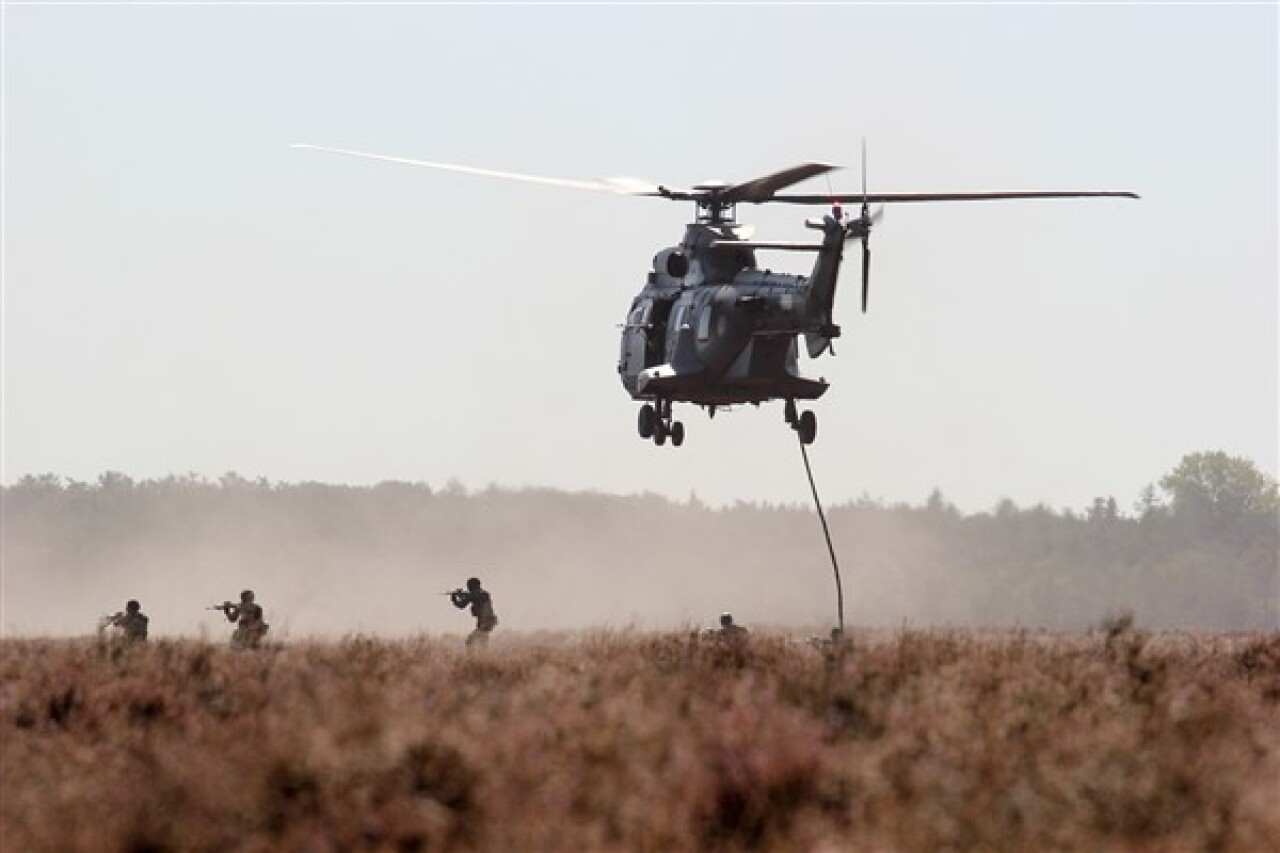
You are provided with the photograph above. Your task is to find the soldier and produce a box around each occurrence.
[449,577,498,648]
[102,599,149,642]
[718,611,748,639]
[215,589,270,649]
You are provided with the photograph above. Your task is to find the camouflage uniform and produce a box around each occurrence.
[224,590,269,649]
[717,612,748,640]
[107,600,149,642]
[450,578,498,648]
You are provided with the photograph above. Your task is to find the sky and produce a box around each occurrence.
[3,3,1276,514]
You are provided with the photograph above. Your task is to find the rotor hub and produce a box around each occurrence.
[695,197,736,225]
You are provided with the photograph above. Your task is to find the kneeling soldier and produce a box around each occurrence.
[102,599,149,643]
[215,589,270,649]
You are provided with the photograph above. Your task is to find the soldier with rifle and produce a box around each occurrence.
[446,577,498,648]
[99,599,149,643]
[717,612,748,639]
[208,589,269,649]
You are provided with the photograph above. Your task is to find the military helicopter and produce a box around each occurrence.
[294,144,1136,447]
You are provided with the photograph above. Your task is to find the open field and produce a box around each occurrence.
[2,629,1278,851]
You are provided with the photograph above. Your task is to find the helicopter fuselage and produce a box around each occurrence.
[618,216,847,410]
[618,275,827,406]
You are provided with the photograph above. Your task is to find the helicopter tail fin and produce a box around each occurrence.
[802,216,848,354]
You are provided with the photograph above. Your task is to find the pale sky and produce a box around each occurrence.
[3,3,1276,513]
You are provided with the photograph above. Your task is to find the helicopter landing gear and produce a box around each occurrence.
[797,410,817,445]
[638,403,656,439]
[669,420,685,447]
[641,400,684,447]
[784,398,818,445]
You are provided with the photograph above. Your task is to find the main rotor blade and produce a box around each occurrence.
[721,162,840,203]
[771,190,1140,204]
[291,144,670,197]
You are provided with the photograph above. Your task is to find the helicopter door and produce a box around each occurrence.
[646,298,675,367]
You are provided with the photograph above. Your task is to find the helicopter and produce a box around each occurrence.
[294,144,1137,447]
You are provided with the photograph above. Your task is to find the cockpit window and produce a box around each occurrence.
[627,300,651,326]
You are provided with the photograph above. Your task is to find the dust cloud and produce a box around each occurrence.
[3,476,1275,638]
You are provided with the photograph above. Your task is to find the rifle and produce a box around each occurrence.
[206,602,233,612]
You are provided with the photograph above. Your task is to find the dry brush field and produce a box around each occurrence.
[2,628,1278,851]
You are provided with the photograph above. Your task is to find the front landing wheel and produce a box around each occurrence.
[638,404,656,439]
[653,420,668,446]
[670,421,685,447]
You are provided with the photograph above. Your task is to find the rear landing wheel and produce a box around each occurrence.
[653,420,667,446]
[797,410,817,445]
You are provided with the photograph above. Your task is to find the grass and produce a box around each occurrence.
[2,628,1278,851]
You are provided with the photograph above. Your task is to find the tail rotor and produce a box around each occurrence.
[856,138,882,313]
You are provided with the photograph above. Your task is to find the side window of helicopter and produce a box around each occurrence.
[629,301,656,331]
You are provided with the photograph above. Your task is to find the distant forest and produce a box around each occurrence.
[3,452,1276,636]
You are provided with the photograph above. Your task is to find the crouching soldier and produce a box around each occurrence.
[717,612,748,640]
[214,589,270,649]
[449,577,498,649]
[101,599,149,643]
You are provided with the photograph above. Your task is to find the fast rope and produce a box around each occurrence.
[798,433,845,633]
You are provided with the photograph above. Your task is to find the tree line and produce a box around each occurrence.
[3,452,1276,635]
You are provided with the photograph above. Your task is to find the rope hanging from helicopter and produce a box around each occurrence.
[796,432,845,634]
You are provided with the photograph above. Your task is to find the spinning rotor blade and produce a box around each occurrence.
[291,144,669,197]
[772,189,1140,205]
[719,162,840,204]
[294,144,1140,212]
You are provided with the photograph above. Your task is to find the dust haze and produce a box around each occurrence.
[4,467,1275,638]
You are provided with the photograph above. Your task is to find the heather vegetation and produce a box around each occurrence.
[2,630,1277,851]
[3,452,1276,636]
[3,452,1276,849]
